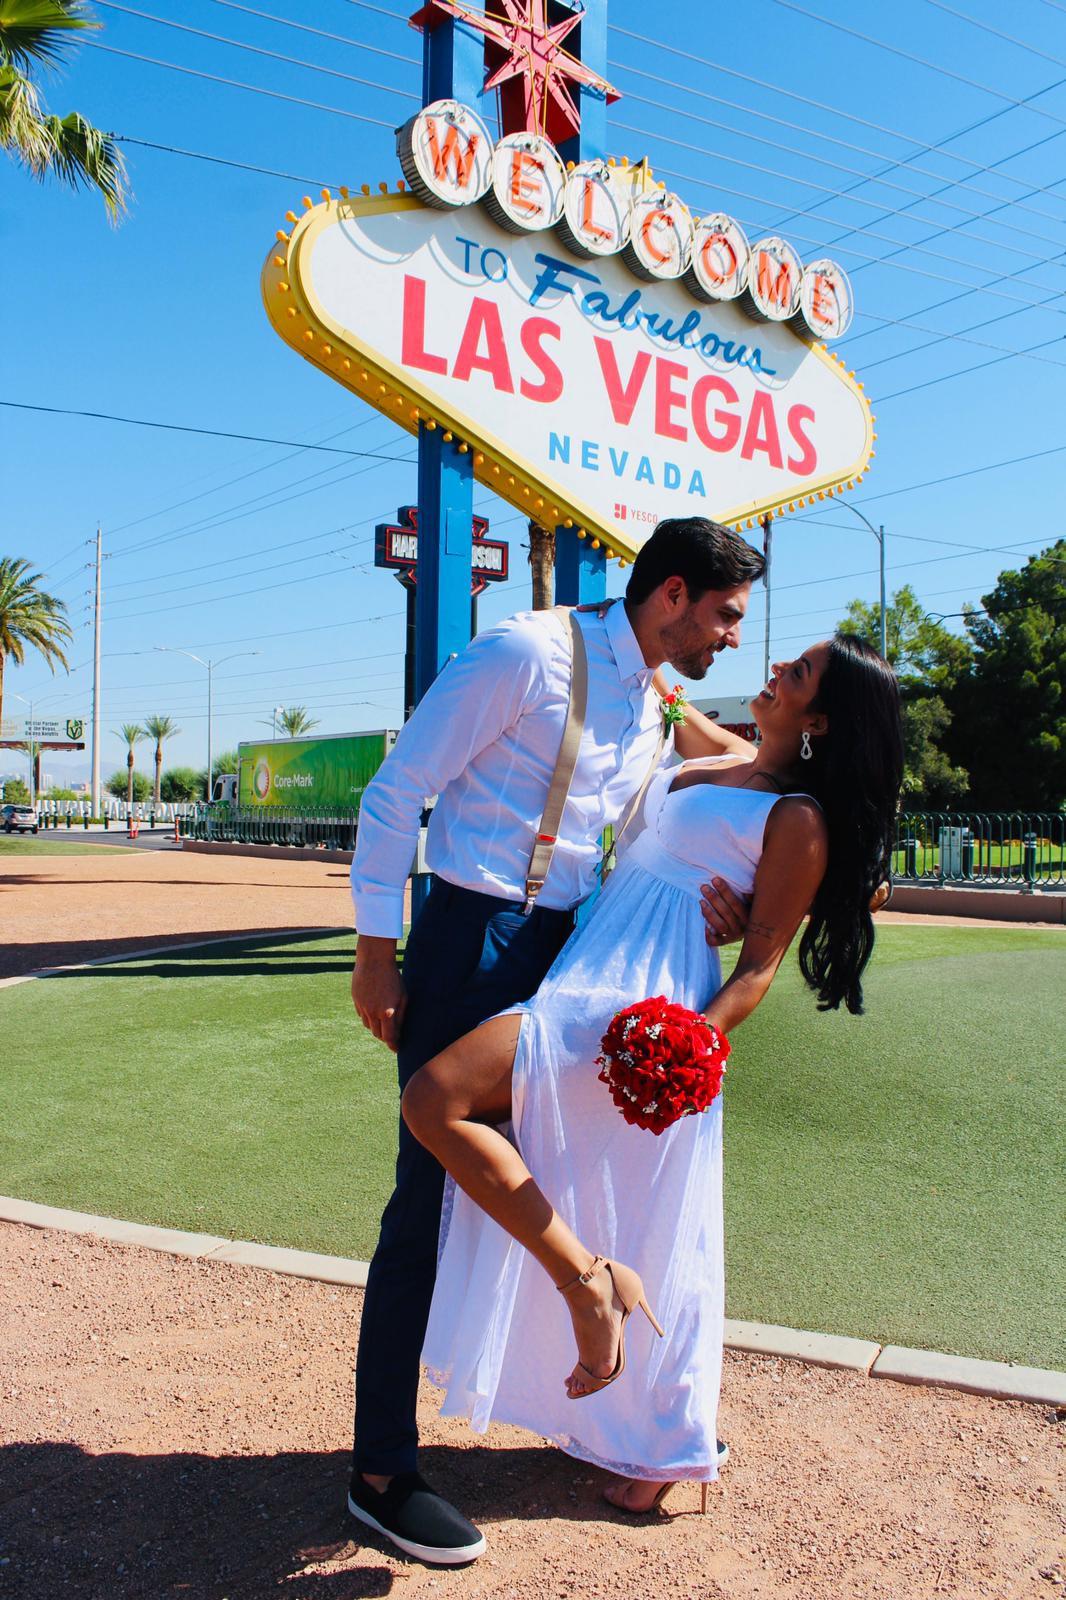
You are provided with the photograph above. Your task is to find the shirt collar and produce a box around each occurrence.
[604,597,655,684]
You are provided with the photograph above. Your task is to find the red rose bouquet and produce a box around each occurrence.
[596,996,730,1135]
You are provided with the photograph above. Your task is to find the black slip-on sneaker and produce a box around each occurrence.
[347,1471,486,1566]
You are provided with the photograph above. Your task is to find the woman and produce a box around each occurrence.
[402,634,903,1513]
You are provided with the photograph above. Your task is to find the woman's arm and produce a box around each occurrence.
[703,798,828,1037]
[652,668,758,761]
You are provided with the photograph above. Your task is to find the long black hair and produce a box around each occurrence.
[795,634,904,1014]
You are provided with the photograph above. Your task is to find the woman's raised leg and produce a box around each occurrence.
[402,1016,648,1396]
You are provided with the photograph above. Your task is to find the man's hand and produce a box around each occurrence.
[352,935,407,1052]
[699,877,751,947]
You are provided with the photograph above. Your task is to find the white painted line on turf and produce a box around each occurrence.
[0,926,351,991]
[2,1195,1062,1405]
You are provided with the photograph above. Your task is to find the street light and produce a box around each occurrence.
[154,647,260,800]
[272,704,284,739]
[832,501,888,660]
[8,692,34,804]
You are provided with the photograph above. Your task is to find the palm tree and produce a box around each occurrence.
[0,0,129,221]
[114,722,141,805]
[142,713,179,806]
[527,519,555,610]
[0,556,72,735]
[277,705,319,737]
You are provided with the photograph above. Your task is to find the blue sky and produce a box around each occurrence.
[5,0,1065,785]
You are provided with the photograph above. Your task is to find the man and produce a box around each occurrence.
[348,516,766,1564]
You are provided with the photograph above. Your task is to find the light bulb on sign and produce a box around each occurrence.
[483,132,566,234]
[623,193,694,282]
[397,99,493,210]
[556,160,632,258]
[686,213,750,305]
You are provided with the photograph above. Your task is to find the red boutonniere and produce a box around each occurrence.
[660,684,688,731]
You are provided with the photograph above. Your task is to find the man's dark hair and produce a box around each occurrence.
[625,516,766,604]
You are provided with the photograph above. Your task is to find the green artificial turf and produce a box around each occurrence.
[1,925,1063,1366]
[0,835,137,855]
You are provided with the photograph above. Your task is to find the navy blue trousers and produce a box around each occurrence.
[353,878,575,1477]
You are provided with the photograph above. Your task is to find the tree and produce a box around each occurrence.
[0,556,72,734]
[839,583,971,690]
[17,737,41,798]
[0,0,128,220]
[105,768,150,801]
[2,776,30,804]
[113,723,142,804]
[160,766,202,803]
[142,713,180,806]
[839,584,971,808]
[527,520,555,611]
[277,707,318,737]
[946,541,1066,811]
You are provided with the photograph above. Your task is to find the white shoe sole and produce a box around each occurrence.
[346,1492,486,1566]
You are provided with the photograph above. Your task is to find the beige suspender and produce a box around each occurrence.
[523,608,588,914]
[522,606,666,915]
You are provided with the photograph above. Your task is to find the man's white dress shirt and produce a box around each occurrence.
[350,602,667,938]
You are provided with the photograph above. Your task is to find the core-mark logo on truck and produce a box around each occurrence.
[253,758,271,801]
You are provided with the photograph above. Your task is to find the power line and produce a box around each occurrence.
[609,55,1066,236]
[82,39,397,128]
[94,2,417,103]
[612,118,1066,304]
[921,0,1066,72]
[114,132,337,189]
[876,334,1064,403]
[0,399,413,461]
[770,0,1066,132]
[618,82,1066,263]
[607,20,1066,207]
[207,0,419,69]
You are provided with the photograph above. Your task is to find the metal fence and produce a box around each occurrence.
[183,804,359,851]
[895,812,1066,889]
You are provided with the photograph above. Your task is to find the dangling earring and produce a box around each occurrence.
[800,730,813,762]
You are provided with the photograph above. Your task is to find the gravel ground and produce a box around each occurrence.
[0,847,355,980]
[1,1223,1062,1600]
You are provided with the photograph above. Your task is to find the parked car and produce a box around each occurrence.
[2,803,39,834]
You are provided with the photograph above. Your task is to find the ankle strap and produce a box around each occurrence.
[556,1255,606,1294]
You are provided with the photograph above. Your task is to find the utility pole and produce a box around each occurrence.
[90,525,102,818]
[761,514,773,686]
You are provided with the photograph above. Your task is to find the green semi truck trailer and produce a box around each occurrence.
[211,730,398,813]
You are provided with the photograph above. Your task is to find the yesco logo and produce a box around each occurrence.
[398,101,853,341]
[253,758,271,800]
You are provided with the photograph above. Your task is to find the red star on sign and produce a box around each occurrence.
[410,0,620,144]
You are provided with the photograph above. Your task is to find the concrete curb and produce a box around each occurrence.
[871,1344,1066,1406]
[181,839,354,864]
[0,926,349,991]
[0,1195,367,1287]
[4,1195,1063,1405]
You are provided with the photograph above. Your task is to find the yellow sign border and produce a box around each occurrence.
[263,190,875,565]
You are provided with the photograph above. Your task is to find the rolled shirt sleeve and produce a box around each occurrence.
[350,617,556,938]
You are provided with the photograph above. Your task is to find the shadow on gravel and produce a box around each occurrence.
[0,930,352,984]
[0,1440,609,1598]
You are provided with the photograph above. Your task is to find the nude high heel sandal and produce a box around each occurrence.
[556,1254,664,1396]
[604,1480,711,1515]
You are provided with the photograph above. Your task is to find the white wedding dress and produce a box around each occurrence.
[423,759,793,1482]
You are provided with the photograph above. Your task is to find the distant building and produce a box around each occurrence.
[691,694,760,742]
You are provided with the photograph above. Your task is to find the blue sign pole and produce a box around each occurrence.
[554,0,609,608]
[412,6,485,919]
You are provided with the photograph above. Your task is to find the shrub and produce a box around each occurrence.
[160,766,204,803]
[2,778,31,805]
[105,770,152,802]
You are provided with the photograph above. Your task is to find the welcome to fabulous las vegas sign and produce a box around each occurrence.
[263,99,875,565]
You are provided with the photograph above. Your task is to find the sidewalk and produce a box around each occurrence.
[2,1218,1061,1600]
